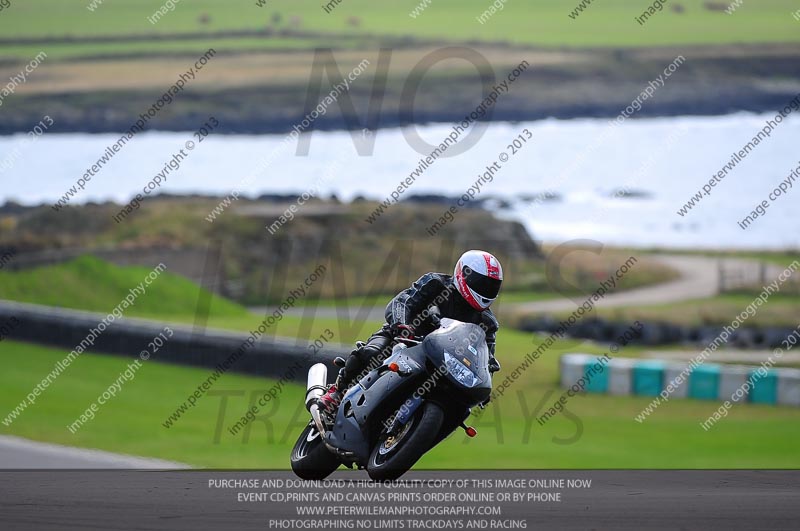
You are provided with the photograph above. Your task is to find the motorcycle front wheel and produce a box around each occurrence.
[366,401,444,481]
[290,423,341,480]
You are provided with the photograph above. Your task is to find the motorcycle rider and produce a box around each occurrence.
[317,250,503,415]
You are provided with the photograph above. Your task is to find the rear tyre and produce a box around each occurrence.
[290,423,340,480]
[366,401,444,481]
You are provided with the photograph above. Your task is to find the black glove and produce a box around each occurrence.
[350,341,366,356]
[488,356,501,373]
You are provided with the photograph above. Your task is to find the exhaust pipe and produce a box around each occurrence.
[305,363,353,457]
[305,363,328,411]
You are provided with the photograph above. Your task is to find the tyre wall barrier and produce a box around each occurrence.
[520,317,797,349]
[559,354,800,407]
[0,300,348,382]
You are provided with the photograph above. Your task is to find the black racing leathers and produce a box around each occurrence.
[385,272,499,354]
[337,273,500,390]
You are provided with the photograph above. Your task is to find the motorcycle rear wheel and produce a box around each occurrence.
[366,401,444,481]
[290,423,341,480]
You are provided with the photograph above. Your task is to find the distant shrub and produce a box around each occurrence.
[704,2,728,12]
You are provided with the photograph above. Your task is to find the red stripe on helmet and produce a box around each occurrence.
[483,253,501,279]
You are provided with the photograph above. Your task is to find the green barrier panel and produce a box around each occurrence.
[583,359,609,393]
[633,361,665,397]
[749,369,778,404]
[689,364,721,400]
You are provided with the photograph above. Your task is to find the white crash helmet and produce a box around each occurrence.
[453,250,503,311]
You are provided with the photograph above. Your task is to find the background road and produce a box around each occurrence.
[512,255,778,312]
[255,255,780,320]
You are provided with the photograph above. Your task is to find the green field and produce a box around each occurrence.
[2,330,799,469]
[1,256,799,468]
[0,37,345,62]
[0,0,798,62]
[0,255,792,332]
[0,255,249,319]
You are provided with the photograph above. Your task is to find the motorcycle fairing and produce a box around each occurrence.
[422,319,492,403]
[326,347,427,463]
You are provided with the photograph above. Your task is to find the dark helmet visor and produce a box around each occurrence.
[463,266,502,300]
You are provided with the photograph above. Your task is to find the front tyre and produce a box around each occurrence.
[367,401,444,481]
[291,423,340,480]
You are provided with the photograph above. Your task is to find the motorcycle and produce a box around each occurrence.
[291,315,492,481]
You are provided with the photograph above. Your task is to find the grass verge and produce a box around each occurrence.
[2,322,799,469]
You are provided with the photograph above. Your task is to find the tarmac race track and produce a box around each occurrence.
[0,470,797,530]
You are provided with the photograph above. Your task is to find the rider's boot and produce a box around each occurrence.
[316,355,357,417]
[316,328,393,416]
[317,379,344,415]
